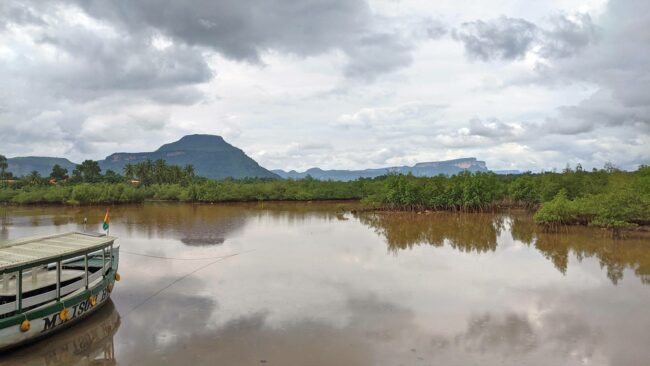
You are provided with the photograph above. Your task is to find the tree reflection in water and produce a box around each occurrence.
[357,212,506,254]
[0,202,358,246]
[511,214,650,285]
[357,211,650,285]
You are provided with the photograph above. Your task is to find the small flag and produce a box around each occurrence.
[102,208,110,231]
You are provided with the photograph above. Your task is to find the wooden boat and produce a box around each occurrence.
[0,232,119,351]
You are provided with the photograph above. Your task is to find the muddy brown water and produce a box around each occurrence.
[1,202,649,366]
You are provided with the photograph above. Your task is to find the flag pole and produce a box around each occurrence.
[103,207,111,236]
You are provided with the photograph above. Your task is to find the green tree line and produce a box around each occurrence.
[1,154,648,231]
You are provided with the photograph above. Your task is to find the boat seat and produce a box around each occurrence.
[0,269,85,297]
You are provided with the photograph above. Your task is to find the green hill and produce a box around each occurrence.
[99,134,279,179]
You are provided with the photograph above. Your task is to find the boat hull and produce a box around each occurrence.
[0,250,119,352]
[1,300,120,365]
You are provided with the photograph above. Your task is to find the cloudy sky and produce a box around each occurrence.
[0,0,648,172]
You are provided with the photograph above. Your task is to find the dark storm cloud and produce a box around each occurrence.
[343,33,413,81]
[545,95,650,155]
[68,0,422,80]
[453,16,538,61]
[541,116,596,135]
[555,0,650,109]
[0,1,45,28]
[2,0,425,104]
[537,0,650,139]
[467,117,515,138]
[1,1,213,106]
[0,1,207,158]
[36,30,212,100]
[539,13,597,59]
[419,18,447,39]
[453,14,596,62]
[0,0,433,102]
[71,0,372,62]
[557,91,649,130]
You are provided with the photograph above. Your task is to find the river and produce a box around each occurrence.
[1,202,649,365]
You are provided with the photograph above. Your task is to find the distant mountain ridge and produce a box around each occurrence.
[6,156,77,177]
[272,158,489,181]
[4,138,514,180]
[99,135,279,180]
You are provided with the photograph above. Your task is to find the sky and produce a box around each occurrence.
[0,0,648,172]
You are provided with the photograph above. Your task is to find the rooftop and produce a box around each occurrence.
[0,232,117,273]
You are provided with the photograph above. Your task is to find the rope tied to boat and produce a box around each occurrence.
[120,250,241,261]
[122,249,254,318]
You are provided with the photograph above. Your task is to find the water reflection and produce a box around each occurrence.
[357,212,505,254]
[0,202,356,245]
[1,301,120,366]
[116,291,377,365]
[454,311,600,361]
[358,211,650,285]
[512,215,650,285]
[111,289,610,365]
[1,203,649,365]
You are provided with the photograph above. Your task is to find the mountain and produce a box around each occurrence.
[272,157,489,181]
[98,134,279,179]
[3,139,497,181]
[6,156,78,177]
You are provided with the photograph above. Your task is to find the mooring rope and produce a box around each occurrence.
[121,249,254,318]
[120,250,239,261]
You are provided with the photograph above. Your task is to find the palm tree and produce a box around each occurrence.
[0,154,7,187]
[154,159,167,184]
[184,165,195,179]
[133,160,154,186]
[27,170,42,186]
[123,164,135,180]
[170,165,183,183]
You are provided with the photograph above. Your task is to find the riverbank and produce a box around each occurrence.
[1,166,648,232]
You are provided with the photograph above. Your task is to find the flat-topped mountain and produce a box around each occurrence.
[4,139,506,181]
[273,158,489,181]
[99,135,279,179]
[157,134,238,153]
[5,156,78,177]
